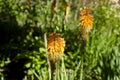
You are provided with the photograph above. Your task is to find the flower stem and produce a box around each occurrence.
[44,33,51,80]
[80,39,86,80]
[80,55,83,80]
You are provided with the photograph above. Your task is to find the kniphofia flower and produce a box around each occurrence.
[62,2,70,22]
[51,0,57,13]
[79,8,93,40]
[47,33,65,63]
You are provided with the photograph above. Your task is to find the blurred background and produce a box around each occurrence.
[0,0,120,80]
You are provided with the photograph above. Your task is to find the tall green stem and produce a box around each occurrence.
[80,53,83,80]
[80,39,86,80]
[44,33,51,80]
[80,55,83,80]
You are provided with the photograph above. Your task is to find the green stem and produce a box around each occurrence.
[80,55,83,80]
[50,61,55,80]
[44,33,51,80]
[80,39,86,80]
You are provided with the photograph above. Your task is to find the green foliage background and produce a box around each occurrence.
[0,0,120,80]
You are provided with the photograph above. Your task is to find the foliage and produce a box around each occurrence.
[0,0,120,80]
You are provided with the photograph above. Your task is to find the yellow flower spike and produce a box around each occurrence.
[79,8,93,40]
[47,33,65,63]
[51,0,58,21]
[51,0,57,13]
[62,2,70,22]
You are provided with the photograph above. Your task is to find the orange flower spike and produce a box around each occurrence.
[79,8,93,40]
[80,15,93,29]
[80,8,92,16]
[80,8,93,32]
[47,33,65,63]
